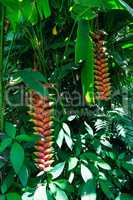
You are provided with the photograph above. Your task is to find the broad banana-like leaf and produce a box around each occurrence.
[0,0,51,28]
[75,20,94,105]
[37,0,51,19]
[72,0,123,20]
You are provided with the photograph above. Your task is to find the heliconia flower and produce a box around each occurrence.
[93,31,112,101]
[28,84,55,172]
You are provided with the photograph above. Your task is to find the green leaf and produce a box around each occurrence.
[122,43,133,49]
[118,0,133,16]
[71,0,122,21]
[81,179,96,200]
[20,70,48,97]
[55,188,68,200]
[81,164,93,182]
[54,179,74,193]
[75,20,94,105]
[68,157,78,171]
[0,195,6,200]
[56,128,65,148]
[50,162,65,179]
[99,179,114,199]
[81,152,103,162]
[71,4,96,21]
[6,193,21,200]
[62,123,73,150]
[16,134,40,142]
[0,138,12,153]
[18,165,28,187]
[20,69,47,82]
[63,123,71,135]
[22,192,34,200]
[84,122,93,136]
[37,0,51,18]
[46,191,54,200]
[1,172,14,194]
[97,162,111,170]
[34,185,48,200]
[64,133,73,150]
[67,115,76,121]
[21,1,38,25]
[115,194,133,200]
[0,0,50,27]
[5,122,16,138]
[49,183,57,194]
[121,162,133,173]
[10,142,24,174]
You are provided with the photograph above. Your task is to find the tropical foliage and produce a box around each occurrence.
[0,0,133,199]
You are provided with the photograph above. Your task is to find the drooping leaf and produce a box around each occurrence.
[20,69,47,82]
[10,142,24,174]
[20,69,48,96]
[18,165,28,187]
[75,20,94,105]
[84,122,93,136]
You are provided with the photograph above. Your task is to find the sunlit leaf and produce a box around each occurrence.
[34,185,48,200]
[81,164,93,182]
[50,162,65,179]
[55,187,68,200]
[68,157,78,171]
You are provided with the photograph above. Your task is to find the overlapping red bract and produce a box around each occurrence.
[29,88,54,172]
[93,31,111,101]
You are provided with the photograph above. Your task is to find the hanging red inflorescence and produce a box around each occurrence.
[28,84,55,172]
[93,31,111,101]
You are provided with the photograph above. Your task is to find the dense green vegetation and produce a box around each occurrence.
[0,0,133,199]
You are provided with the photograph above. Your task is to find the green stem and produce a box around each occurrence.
[0,5,5,131]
